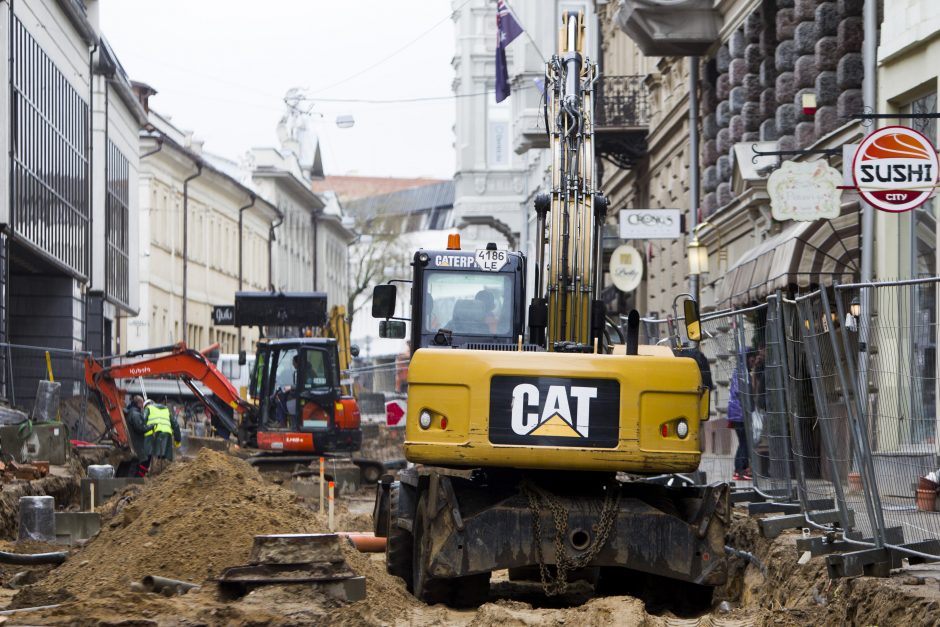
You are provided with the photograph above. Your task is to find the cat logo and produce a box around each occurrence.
[489,375,619,448]
[511,383,596,438]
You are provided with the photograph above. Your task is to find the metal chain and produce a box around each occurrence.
[522,480,621,596]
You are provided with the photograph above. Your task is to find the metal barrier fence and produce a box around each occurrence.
[0,342,93,441]
[690,276,940,576]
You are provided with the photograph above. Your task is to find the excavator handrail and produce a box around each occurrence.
[84,343,252,453]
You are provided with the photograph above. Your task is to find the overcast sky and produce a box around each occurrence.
[100,0,457,179]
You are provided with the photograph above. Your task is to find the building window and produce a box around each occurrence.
[10,15,90,276]
[106,141,130,306]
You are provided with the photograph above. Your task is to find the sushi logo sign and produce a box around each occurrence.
[853,126,939,213]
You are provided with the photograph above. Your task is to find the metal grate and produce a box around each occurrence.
[10,15,90,278]
[462,343,544,352]
[595,75,649,129]
[106,141,130,307]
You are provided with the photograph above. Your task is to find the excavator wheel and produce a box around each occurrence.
[386,482,414,590]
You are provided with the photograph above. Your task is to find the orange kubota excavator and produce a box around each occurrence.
[84,342,250,458]
[84,334,381,478]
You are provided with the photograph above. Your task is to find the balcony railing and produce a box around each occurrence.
[595,75,649,129]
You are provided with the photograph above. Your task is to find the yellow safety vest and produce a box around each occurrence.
[144,405,172,437]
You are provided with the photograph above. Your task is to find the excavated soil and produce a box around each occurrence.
[8,451,940,625]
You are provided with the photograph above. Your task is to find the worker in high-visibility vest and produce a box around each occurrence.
[141,399,182,475]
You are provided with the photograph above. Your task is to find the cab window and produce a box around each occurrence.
[424,271,512,335]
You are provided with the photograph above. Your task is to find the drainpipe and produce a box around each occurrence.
[688,57,700,303]
[268,216,283,292]
[181,165,203,345]
[85,41,98,352]
[312,213,318,291]
[237,194,256,350]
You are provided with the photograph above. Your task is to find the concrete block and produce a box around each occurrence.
[776,9,797,41]
[816,2,839,36]
[761,88,777,119]
[54,512,101,545]
[795,0,818,22]
[837,17,863,55]
[703,113,719,140]
[775,39,797,72]
[815,36,839,71]
[837,52,863,89]
[744,10,764,42]
[729,28,747,59]
[717,72,731,100]
[742,101,761,132]
[730,86,746,114]
[730,58,747,87]
[815,105,840,137]
[794,54,819,88]
[81,477,145,510]
[839,0,863,18]
[778,134,797,152]
[703,165,719,193]
[776,72,797,106]
[717,182,733,207]
[745,43,762,73]
[704,139,719,166]
[717,155,732,182]
[760,118,779,141]
[794,21,820,55]
[730,115,745,142]
[717,127,731,154]
[760,57,776,88]
[717,100,732,128]
[743,73,761,102]
[776,103,799,135]
[838,88,862,120]
[796,121,818,148]
[815,70,838,105]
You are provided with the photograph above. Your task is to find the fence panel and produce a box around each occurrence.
[0,343,93,441]
[835,279,940,556]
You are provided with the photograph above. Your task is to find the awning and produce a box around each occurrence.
[717,206,861,307]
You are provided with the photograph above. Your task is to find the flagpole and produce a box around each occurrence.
[502,0,547,63]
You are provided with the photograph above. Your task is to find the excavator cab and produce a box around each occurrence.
[374,240,527,350]
[246,338,361,453]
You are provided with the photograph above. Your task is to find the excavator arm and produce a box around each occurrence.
[84,342,252,453]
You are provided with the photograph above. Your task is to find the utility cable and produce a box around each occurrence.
[308,0,472,97]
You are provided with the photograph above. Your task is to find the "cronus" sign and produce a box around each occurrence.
[853,126,939,213]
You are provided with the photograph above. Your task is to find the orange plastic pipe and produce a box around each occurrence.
[338,533,386,552]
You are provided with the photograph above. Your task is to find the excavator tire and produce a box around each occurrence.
[412,493,454,605]
[386,482,414,590]
[411,492,489,607]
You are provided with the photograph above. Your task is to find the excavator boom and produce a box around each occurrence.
[85,342,250,454]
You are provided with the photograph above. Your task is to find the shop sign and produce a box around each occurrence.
[609,244,643,293]
[768,160,842,221]
[619,209,681,239]
[852,126,939,213]
[211,305,235,326]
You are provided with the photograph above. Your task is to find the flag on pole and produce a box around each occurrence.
[495,0,523,103]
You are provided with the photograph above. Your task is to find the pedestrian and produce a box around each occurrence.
[395,341,411,394]
[728,353,752,481]
[142,399,182,475]
[125,395,149,477]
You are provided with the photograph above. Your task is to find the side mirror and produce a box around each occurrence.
[372,284,397,319]
[683,299,701,343]
[238,350,247,366]
[350,344,360,358]
[379,320,406,339]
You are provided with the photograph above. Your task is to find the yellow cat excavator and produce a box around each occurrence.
[371,13,728,608]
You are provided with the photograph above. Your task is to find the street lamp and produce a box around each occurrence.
[687,221,724,276]
[846,296,861,333]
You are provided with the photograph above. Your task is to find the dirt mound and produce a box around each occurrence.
[26,449,320,601]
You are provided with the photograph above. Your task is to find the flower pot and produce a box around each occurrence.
[848,472,863,494]
[918,477,938,492]
[916,488,936,512]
